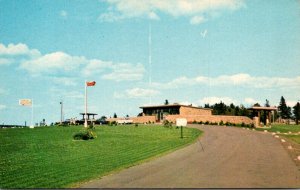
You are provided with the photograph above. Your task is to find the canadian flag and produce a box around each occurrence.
[86,81,96,86]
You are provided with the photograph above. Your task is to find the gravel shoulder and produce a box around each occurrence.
[80,125,300,188]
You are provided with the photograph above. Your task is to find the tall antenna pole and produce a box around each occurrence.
[148,22,152,105]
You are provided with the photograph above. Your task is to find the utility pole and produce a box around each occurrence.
[60,101,63,124]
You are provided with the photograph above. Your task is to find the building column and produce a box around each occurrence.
[257,111,261,127]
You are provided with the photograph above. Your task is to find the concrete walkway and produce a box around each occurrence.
[80,125,300,188]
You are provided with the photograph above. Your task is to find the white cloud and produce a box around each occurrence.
[102,63,145,82]
[286,101,298,107]
[190,15,206,25]
[99,0,245,23]
[198,96,237,105]
[152,76,208,89]
[179,101,198,107]
[60,10,68,18]
[148,11,160,20]
[52,77,77,86]
[0,43,40,57]
[20,51,88,75]
[152,73,300,90]
[0,58,13,65]
[0,104,6,110]
[98,12,124,22]
[8,43,145,82]
[82,59,113,76]
[114,87,159,98]
[244,98,259,105]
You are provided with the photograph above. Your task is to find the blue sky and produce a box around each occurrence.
[0,0,299,125]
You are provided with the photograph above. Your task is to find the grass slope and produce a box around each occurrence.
[283,135,300,144]
[255,124,300,133]
[0,125,201,188]
[254,124,300,145]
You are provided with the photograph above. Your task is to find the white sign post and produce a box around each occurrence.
[176,118,187,127]
[176,118,187,138]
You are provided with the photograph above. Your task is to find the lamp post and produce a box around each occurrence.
[60,101,63,124]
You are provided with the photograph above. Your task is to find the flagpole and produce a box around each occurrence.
[31,99,34,128]
[84,80,88,128]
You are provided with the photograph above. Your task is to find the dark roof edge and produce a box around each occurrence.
[139,104,212,110]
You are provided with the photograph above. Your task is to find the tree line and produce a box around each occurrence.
[202,96,300,125]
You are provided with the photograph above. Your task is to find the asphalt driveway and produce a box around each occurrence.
[80,125,300,188]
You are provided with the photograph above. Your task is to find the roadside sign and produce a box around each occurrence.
[176,118,187,127]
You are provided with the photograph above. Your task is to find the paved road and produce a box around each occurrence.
[80,125,300,188]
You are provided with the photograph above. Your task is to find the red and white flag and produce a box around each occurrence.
[86,81,96,86]
[19,99,32,106]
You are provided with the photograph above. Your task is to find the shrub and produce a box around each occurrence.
[204,121,209,125]
[109,121,117,126]
[198,121,203,124]
[241,122,245,127]
[163,120,172,128]
[73,129,97,140]
[192,120,197,124]
[219,120,224,126]
[135,123,138,127]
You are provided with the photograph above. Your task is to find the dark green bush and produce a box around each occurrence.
[73,129,97,140]
[219,120,224,126]
[204,121,209,125]
[163,120,172,128]
[109,121,117,126]
[225,122,232,126]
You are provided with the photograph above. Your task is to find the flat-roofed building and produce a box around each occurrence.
[140,104,212,122]
[107,103,253,125]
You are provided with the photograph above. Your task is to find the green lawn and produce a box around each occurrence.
[255,124,300,133]
[282,135,300,144]
[0,125,201,188]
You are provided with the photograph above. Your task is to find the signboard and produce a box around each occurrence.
[176,118,187,127]
[19,99,32,106]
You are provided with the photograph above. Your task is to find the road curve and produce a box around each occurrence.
[80,125,300,188]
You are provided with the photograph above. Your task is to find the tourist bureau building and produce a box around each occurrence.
[107,103,253,125]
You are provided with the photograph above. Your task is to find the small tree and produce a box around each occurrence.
[293,102,300,125]
[165,99,169,105]
[278,96,291,119]
[265,99,270,107]
[113,113,117,118]
[253,103,261,107]
[204,103,210,108]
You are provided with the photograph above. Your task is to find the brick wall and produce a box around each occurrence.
[107,116,156,124]
[165,114,253,125]
[179,106,212,116]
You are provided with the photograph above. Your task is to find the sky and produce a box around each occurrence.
[0,0,299,125]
